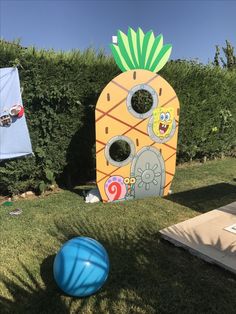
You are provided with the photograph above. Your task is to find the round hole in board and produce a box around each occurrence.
[109,140,131,162]
[131,89,153,114]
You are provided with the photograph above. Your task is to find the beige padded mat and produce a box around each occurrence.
[160,201,236,274]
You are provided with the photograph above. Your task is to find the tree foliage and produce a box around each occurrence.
[0,40,119,194]
[0,41,235,195]
[161,60,236,162]
[214,40,236,70]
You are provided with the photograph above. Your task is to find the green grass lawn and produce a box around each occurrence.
[0,158,236,314]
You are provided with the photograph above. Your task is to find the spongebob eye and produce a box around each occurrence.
[165,112,170,121]
[160,113,165,121]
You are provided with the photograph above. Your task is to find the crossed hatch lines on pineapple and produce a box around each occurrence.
[95,74,178,186]
[96,97,179,154]
[97,161,176,188]
[95,74,178,154]
[96,73,158,124]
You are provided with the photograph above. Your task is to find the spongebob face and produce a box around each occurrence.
[152,107,174,139]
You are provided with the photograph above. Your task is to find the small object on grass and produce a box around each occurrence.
[9,208,22,216]
[2,201,13,206]
[85,188,101,203]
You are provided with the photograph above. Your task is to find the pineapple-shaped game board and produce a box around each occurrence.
[95,28,180,202]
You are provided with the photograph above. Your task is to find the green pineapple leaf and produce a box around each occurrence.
[127,27,139,68]
[110,27,172,72]
[150,44,172,72]
[136,27,144,67]
[144,31,155,67]
[141,30,154,68]
[145,34,163,70]
[117,30,135,69]
[110,44,129,72]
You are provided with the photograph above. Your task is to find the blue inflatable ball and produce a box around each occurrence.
[53,237,109,297]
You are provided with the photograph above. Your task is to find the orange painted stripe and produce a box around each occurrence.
[164,152,176,162]
[96,139,106,154]
[111,80,129,92]
[96,139,106,146]
[97,167,121,184]
[165,171,174,177]
[96,147,105,154]
[95,97,126,122]
[161,95,177,107]
[96,108,149,136]
[163,143,176,151]
[150,141,156,147]
[123,118,146,136]
[97,169,110,177]
[146,74,159,85]
[164,181,172,189]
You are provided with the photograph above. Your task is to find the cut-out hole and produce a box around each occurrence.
[136,138,139,146]
[105,135,135,167]
[133,71,136,80]
[131,89,153,114]
[159,88,162,96]
[107,93,110,101]
[109,140,131,162]
[105,127,109,134]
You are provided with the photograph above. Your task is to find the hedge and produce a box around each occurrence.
[0,41,119,194]
[161,60,236,161]
[0,41,235,195]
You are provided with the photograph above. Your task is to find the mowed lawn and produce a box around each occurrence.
[0,158,236,314]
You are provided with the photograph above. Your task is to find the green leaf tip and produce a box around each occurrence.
[111,27,172,73]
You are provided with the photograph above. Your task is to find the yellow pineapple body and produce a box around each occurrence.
[95,69,179,202]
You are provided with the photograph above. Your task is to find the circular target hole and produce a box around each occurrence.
[109,140,131,162]
[131,89,153,114]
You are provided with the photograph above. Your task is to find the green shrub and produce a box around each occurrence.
[0,41,119,194]
[161,61,236,161]
[0,41,235,195]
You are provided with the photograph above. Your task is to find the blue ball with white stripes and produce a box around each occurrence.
[53,237,109,297]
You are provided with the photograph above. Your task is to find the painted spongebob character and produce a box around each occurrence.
[153,107,175,139]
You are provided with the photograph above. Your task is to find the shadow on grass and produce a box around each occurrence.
[166,183,236,213]
[0,257,68,314]
[1,217,236,313]
[71,184,96,198]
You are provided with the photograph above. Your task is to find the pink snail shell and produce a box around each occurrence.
[105,176,126,202]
